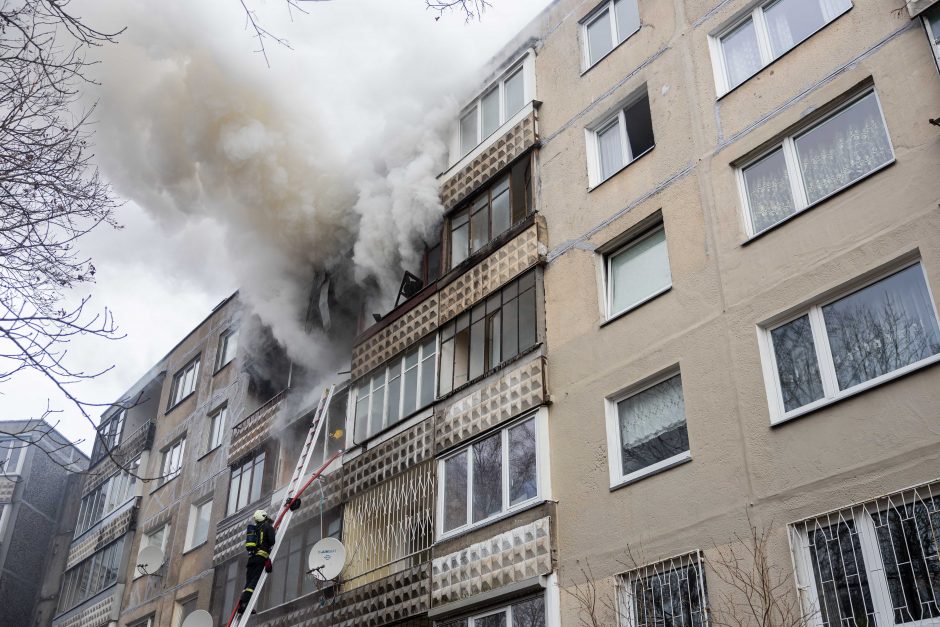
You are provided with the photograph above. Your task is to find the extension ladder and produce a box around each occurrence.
[225,384,342,627]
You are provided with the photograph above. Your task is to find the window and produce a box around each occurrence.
[74,458,140,536]
[739,90,892,235]
[439,415,541,537]
[159,438,186,485]
[169,356,200,409]
[0,438,25,475]
[587,89,654,186]
[262,509,342,609]
[618,553,709,627]
[207,404,227,452]
[790,483,940,627]
[217,561,239,626]
[92,409,125,463]
[174,596,198,627]
[227,451,265,515]
[57,537,126,612]
[0,504,9,541]
[761,263,940,423]
[459,63,529,157]
[448,157,532,269]
[605,371,690,487]
[185,499,213,551]
[605,223,671,319]
[353,335,437,443]
[711,0,852,94]
[925,5,940,72]
[128,617,154,627]
[438,271,538,397]
[215,328,238,371]
[581,0,640,68]
[134,523,170,578]
[441,596,546,627]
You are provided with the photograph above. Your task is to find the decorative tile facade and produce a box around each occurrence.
[82,421,155,495]
[213,516,246,566]
[438,223,543,325]
[436,356,547,451]
[341,418,433,500]
[229,392,284,465]
[351,294,439,380]
[440,110,539,211]
[51,586,122,627]
[430,517,553,607]
[65,502,137,569]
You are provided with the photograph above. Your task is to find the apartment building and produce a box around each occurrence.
[0,420,87,627]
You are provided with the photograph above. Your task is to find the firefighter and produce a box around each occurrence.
[237,509,276,614]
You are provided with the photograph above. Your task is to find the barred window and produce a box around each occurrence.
[618,553,709,627]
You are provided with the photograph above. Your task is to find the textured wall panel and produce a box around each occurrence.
[82,421,154,495]
[51,586,122,627]
[440,111,538,211]
[65,504,137,570]
[0,477,14,502]
[341,419,433,500]
[213,516,246,566]
[351,294,439,381]
[436,357,546,451]
[252,565,430,627]
[431,517,552,607]
[229,393,284,465]
[438,224,542,325]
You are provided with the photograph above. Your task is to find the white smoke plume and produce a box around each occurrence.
[75,0,550,381]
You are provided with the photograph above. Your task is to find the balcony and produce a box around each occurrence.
[81,420,155,497]
[228,390,286,465]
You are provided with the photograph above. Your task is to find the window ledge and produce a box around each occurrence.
[715,5,853,101]
[580,26,642,77]
[609,451,692,492]
[182,540,207,556]
[435,498,548,545]
[600,285,672,328]
[770,353,940,428]
[741,159,896,246]
[587,145,654,192]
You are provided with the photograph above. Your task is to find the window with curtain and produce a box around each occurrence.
[713,0,852,93]
[763,263,940,423]
[740,90,892,235]
[588,89,654,186]
[605,223,671,319]
[581,0,641,68]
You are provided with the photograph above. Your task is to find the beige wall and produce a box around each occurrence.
[528,0,940,622]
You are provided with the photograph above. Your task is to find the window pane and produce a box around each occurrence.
[508,420,537,505]
[614,0,640,42]
[502,296,519,361]
[472,434,503,522]
[477,612,508,627]
[743,147,796,233]
[195,501,211,546]
[420,337,436,407]
[632,563,707,627]
[512,598,546,627]
[765,0,850,58]
[439,337,455,396]
[808,519,877,627]
[250,454,264,503]
[228,468,240,515]
[470,201,489,254]
[823,264,940,390]
[796,93,893,204]
[482,88,500,138]
[487,311,502,370]
[491,185,511,238]
[609,227,670,315]
[460,109,478,156]
[771,315,825,412]
[387,365,402,425]
[872,495,940,624]
[469,319,486,379]
[518,281,537,351]
[403,361,418,416]
[617,374,688,476]
[370,372,385,434]
[355,392,369,442]
[624,93,654,159]
[443,452,468,532]
[587,9,614,65]
[597,120,623,181]
[504,68,525,117]
[238,464,251,508]
[721,19,762,89]
[451,221,469,268]
[453,324,471,388]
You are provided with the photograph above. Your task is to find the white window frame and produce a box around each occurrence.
[604,367,691,489]
[207,403,227,452]
[459,63,527,157]
[169,356,200,409]
[159,437,186,485]
[215,328,238,372]
[789,484,940,627]
[924,5,940,74]
[758,260,940,426]
[436,410,549,540]
[604,223,672,320]
[736,89,894,237]
[585,88,654,188]
[708,0,853,96]
[0,438,26,476]
[184,498,212,551]
[134,524,169,579]
[128,617,154,627]
[580,0,641,71]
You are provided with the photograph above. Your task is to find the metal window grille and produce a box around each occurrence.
[790,479,940,627]
[618,551,709,627]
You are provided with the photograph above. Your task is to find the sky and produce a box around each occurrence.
[6,0,555,454]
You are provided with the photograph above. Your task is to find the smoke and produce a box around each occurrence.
[75,0,549,387]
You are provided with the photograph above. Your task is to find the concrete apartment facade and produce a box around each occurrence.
[0,421,88,627]
[43,0,940,626]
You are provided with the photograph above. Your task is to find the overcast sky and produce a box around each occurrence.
[6,0,555,454]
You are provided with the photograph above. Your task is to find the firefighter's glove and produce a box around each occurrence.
[264,559,273,573]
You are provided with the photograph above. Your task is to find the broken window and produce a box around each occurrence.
[589,89,654,185]
[352,335,438,443]
[438,270,537,396]
[448,157,531,269]
[169,356,200,409]
[439,415,541,537]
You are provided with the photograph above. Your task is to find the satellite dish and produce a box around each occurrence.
[136,545,164,576]
[180,610,213,627]
[307,537,345,580]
